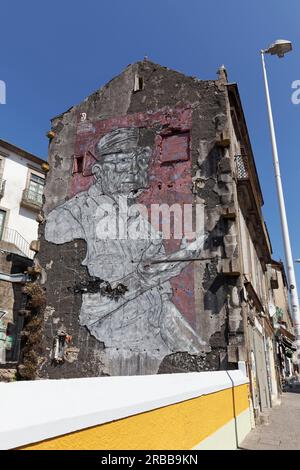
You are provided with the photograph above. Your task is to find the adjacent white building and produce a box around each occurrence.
[0,139,45,367]
[0,139,45,258]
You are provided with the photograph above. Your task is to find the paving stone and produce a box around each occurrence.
[241,393,300,450]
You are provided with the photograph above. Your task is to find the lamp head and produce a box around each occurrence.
[265,39,292,58]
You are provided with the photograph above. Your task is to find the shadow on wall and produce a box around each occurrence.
[18,206,38,223]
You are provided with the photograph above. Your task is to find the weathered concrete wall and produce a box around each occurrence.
[34,61,243,378]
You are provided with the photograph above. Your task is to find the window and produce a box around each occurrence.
[73,155,84,174]
[27,174,44,205]
[134,74,144,92]
[76,156,84,173]
[0,156,5,181]
[0,158,5,198]
[0,209,6,239]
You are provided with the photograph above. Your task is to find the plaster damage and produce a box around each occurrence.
[45,126,207,374]
[33,61,245,378]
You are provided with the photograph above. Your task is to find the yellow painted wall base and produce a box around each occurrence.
[20,384,250,450]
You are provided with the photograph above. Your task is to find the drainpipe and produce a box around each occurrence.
[0,272,28,283]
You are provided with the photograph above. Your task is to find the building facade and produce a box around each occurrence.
[0,139,45,372]
[17,61,295,416]
[268,260,296,382]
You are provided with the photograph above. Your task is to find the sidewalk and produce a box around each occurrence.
[241,392,300,450]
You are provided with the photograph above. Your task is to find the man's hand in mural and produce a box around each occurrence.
[137,234,206,288]
[99,233,205,309]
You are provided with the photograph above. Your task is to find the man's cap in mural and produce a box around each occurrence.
[96,128,139,158]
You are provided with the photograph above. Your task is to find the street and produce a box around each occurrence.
[241,391,300,450]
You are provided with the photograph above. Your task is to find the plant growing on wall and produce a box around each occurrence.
[17,282,46,380]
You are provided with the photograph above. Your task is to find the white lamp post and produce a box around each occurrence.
[261,40,300,362]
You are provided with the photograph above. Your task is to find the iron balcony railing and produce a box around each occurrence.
[21,188,43,208]
[235,154,249,180]
[0,227,34,259]
[0,178,6,198]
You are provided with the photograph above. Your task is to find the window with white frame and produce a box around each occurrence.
[0,156,5,180]
[27,173,44,204]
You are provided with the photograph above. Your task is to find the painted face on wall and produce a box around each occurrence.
[92,128,150,195]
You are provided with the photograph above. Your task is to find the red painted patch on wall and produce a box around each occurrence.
[138,126,196,328]
[71,108,196,328]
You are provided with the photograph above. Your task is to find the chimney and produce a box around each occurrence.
[217,64,228,83]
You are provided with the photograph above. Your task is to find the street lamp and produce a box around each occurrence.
[261,40,300,362]
[265,39,292,58]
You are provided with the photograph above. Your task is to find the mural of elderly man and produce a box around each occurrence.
[45,127,207,374]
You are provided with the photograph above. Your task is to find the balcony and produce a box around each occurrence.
[21,189,43,212]
[235,153,272,264]
[235,154,249,180]
[0,179,6,198]
[0,227,34,259]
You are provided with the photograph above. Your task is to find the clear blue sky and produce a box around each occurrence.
[1,0,300,283]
